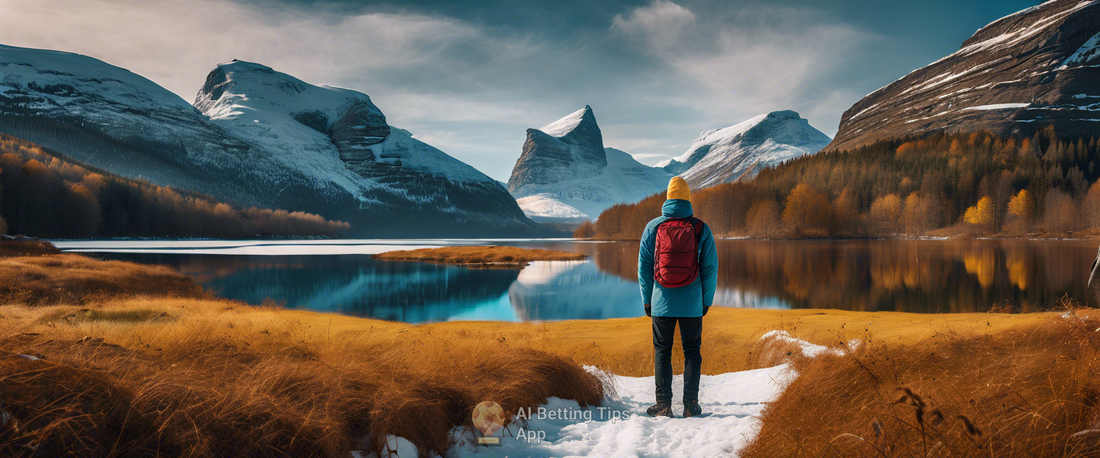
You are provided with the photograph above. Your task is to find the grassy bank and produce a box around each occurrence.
[373,245,586,268]
[742,310,1100,457]
[0,243,604,457]
[0,240,1083,456]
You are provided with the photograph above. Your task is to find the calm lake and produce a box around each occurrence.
[52,239,1100,323]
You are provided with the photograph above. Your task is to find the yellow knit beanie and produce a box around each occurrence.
[667,176,691,202]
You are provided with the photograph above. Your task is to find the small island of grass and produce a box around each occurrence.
[373,245,586,268]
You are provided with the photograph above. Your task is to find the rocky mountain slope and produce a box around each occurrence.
[826,0,1100,152]
[506,106,671,221]
[0,45,543,237]
[660,110,831,188]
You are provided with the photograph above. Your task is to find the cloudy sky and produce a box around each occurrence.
[0,0,1036,181]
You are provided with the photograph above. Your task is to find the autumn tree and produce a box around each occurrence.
[573,220,595,239]
[963,196,995,235]
[831,188,860,235]
[902,192,924,235]
[1082,182,1100,229]
[746,199,782,238]
[868,194,902,235]
[1007,189,1037,234]
[1041,189,1079,234]
[0,134,349,238]
[781,183,831,235]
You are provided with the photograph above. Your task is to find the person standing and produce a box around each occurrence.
[638,176,718,418]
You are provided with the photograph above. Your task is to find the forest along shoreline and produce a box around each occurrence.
[576,130,1100,242]
[1,238,1096,456]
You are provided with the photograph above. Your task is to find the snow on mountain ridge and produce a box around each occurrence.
[508,106,669,220]
[194,60,384,200]
[0,44,271,206]
[663,110,830,187]
[539,105,592,137]
[195,59,497,191]
[1063,31,1100,67]
[513,147,672,219]
[0,44,194,110]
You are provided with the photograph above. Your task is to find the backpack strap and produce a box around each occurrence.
[688,217,704,248]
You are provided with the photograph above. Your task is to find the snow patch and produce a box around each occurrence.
[1061,31,1100,67]
[961,103,1031,111]
[511,147,671,221]
[352,436,418,458]
[759,330,855,358]
[516,195,589,219]
[345,328,868,457]
[539,106,590,138]
[448,364,797,458]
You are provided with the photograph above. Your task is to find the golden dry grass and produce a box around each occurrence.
[0,298,606,457]
[373,245,586,267]
[741,306,1100,457]
[0,239,60,257]
[0,253,204,305]
[0,248,1079,457]
[0,250,606,457]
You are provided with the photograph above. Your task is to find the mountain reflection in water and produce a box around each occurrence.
[67,238,1099,322]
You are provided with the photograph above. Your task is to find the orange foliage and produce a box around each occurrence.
[0,134,350,238]
[590,129,1100,239]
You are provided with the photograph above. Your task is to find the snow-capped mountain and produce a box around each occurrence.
[507,106,671,221]
[827,0,1100,152]
[0,45,264,206]
[193,60,536,235]
[0,45,544,237]
[660,110,831,188]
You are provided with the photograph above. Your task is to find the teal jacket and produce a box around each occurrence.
[638,199,719,317]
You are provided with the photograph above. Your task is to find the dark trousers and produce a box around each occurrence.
[652,316,702,403]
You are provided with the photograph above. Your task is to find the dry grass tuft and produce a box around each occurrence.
[0,254,205,305]
[374,245,586,268]
[742,308,1100,457]
[0,297,605,457]
[0,239,60,257]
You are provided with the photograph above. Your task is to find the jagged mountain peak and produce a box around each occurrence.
[537,105,597,137]
[508,107,670,221]
[509,106,609,192]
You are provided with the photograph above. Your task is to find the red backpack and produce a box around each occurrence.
[654,217,704,288]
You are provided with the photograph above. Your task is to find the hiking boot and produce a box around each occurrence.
[683,400,702,418]
[646,402,674,417]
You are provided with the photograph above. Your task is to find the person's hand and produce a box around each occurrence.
[702,306,710,316]
[644,304,652,317]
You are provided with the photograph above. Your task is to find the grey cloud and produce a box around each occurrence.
[0,0,876,180]
[610,1,872,130]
